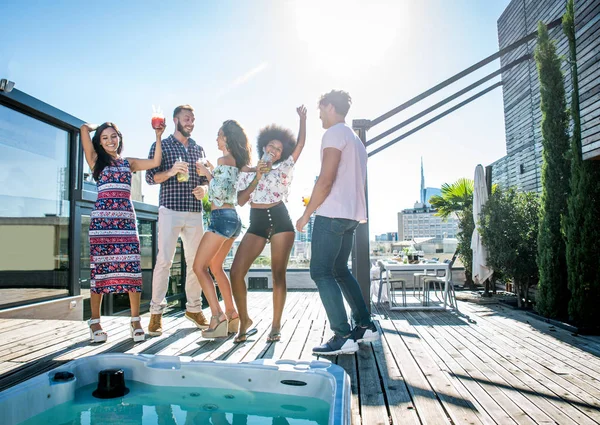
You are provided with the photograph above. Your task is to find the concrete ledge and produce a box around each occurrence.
[241,269,317,290]
[0,295,83,321]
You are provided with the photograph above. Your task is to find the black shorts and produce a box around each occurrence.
[247,203,295,240]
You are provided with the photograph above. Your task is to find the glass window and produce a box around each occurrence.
[109,219,157,315]
[79,212,93,318]
[0,104,70,309]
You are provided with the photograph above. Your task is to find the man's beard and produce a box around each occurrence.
[177,122,192,138]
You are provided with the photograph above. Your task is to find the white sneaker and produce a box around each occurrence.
[352,322,380,343]
[313,335,358,355]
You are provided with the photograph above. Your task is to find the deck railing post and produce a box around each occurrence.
[352,119,373,312]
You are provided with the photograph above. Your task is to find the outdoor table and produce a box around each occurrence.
[381,260,453,311]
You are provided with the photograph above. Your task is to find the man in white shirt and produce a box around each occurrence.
[296,90,379,355]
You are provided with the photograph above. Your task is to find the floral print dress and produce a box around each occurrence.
[89,158,142,294]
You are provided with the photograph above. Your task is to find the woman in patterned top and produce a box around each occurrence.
[80,121,164,343]
[230,106,307,343]
[193,120,253,338]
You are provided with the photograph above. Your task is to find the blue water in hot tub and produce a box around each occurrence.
[19,381,330,425]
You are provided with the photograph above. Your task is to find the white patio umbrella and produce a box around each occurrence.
[471,164,493,284]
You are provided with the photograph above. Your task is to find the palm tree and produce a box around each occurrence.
[430,179,474,220]
[430,178,475,288]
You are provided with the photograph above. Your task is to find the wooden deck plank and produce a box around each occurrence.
[189,299,276,360]
[258,291,316,361]
[277,292,322,360]
[400,311,521,425]
[336,354,362,425]
[395,312,502,425]
[460,302,600,365]
[459,303,600,386]
[289,290,324,360]
[372,321,421,425]
[381,317,490,425]
[0,319,32,332]
[429,310,582,425]
[457,304,600,409]
[298,308,327,361]
[0,320,85,359]
[452,304,600,393]
[381,314,451,425]
[416,311,554,425]
[0,362,23,375]
[0,319,77,347]
[0,318,55,335]
[1,292,600,425]
[415,310,545,424]
[355,342,392,425]
[2,318,123,362]
[454,304,600,424]
[460,303,600,359]
[227,291,308,362]
[202,290,281,361]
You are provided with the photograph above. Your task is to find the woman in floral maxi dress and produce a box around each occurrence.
[80,121,164,343]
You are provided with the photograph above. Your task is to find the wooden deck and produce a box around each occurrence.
[1,290,600,424]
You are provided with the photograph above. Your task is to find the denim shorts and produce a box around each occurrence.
[207,208,242,239]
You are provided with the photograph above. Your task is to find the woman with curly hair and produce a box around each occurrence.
[193,120,253,338]
[80,120,164,343]
[231,106,307,343]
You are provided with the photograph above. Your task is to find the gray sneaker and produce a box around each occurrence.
[313,335,358,355]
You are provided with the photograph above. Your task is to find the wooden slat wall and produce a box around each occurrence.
[492,0,600,191]
[578,0,600,159]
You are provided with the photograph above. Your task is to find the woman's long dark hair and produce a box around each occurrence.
[92,122,123,181]
[221,120,251,168]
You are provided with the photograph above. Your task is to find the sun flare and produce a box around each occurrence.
[293,0,404,78]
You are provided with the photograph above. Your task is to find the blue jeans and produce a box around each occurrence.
[310,216,371,337]
[207,208,242,239]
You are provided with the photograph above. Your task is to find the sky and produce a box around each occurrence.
[0,0,511,238]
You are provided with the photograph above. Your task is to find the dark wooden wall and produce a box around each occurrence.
[492,0,600,192]
[578,0,600,160]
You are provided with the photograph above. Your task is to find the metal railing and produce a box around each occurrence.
[352,16,563,309]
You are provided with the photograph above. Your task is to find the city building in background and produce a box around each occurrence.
[397,204,459,241]
[397,158,458,242]
[375,232,398,242]
[419,158,442,206]
[394,158,459,256]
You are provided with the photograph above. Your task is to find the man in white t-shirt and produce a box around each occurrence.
[296,90,379,355]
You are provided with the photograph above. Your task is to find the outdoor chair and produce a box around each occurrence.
[412,259,440,299]
[423,251,459,309]
[376,260,407,307]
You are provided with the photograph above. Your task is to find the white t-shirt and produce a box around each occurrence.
[316,123,368,222]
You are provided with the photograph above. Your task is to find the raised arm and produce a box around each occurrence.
[295,147,341,231]
[290,105,307,163]
[129,123,165,172]
[80,123,98,170]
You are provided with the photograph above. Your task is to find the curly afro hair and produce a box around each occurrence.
[256,125,297,165]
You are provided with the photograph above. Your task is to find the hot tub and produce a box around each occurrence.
[0,354,350,425]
